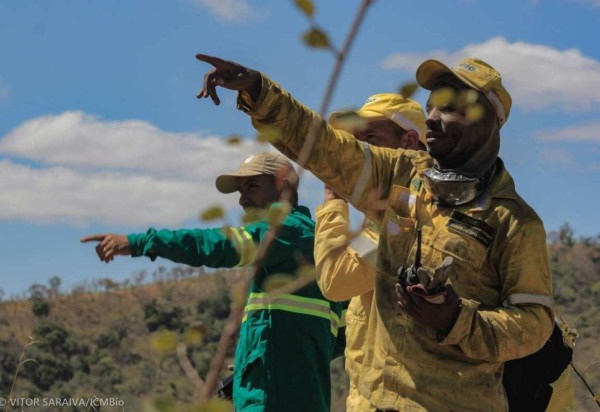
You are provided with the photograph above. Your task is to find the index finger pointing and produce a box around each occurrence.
[195,53,228,68]
[80,234,107,243]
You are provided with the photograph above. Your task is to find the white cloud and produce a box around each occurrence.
[381,37,600,112]
[0,111,279,227]
[538,148,573,165]
[0,160,221,227]
[534,122,600,142]
[0,111,264,180]
[186,0,255,22]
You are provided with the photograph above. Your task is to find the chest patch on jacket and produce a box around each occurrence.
[447,211,495,248]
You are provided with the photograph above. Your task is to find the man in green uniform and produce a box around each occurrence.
[195,55,555,411]
[81,152,344,412]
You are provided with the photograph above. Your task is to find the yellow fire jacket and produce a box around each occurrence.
[239,76,554,411]
[314,199,379,411]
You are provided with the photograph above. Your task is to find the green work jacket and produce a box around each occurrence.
[128,204,343,412]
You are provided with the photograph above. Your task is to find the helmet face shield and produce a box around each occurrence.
[422,167,481,206]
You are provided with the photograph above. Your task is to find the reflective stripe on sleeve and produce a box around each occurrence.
[243,292,341,336]
[503,293,553,308]
[349,232,378,267]
[350,141,372,205]
[227,227,257,267]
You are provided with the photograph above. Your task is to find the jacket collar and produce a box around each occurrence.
[411,155,518,212]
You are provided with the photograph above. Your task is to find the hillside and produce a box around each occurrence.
[0,268,249,411]
[0,225,598,411]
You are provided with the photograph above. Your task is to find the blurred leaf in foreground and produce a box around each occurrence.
[226,134,242,145]
[294,0,315,18]
[429,87,455,110]
[200,206,225,222]
[150,330,178,354]
[268,202,291,227]
[301,27,330,49]
[399,82,419,99]
[256,126,282,144]
[262,273,296,292]
[332,110,368,133]
[241,208,267,225]
[465,103,484,124]
[184,322,207,345]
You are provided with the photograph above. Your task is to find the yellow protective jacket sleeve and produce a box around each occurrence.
[314,199,377,301]
[240,75,554,411]
[314,199,377,411]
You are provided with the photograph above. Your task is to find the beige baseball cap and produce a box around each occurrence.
[416,57,512,127]
[329,93,427,146]
[215,152,299,194]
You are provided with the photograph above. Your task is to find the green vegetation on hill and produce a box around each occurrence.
[0,269,246,411]
[0,224,598,411]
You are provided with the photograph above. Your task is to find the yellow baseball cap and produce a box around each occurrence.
[215,152,299,194]
[416,57,512,127]
[329,93,427,146]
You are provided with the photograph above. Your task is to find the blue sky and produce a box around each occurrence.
[1,0,599,297]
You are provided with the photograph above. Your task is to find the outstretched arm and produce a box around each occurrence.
[195,54,414,217]
[81,227,247,268]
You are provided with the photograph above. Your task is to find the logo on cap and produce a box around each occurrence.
[456,62,477,72]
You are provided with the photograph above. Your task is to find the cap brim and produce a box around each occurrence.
[416,59,479,92]
[215,171,262,194]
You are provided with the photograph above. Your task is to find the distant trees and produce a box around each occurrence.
[48,276,62,297]
[144,299,184,332]
[31,299,51,317]
[22,323,79,390]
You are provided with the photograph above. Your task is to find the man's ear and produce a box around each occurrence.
[402,130,420,150]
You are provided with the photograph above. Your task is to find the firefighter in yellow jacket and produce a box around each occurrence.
[314,94,427,411]
[196,55,555,411]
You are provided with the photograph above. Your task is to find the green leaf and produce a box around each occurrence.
[301,27,330,49]
[399,82,419,99]
[331,110,368,133]
[184,323,207,345]
[197,398,234,412]
[226,134,242,145]
[465,104,484,124]
[150,331,178,354]
[240,208,267,224]
[256,126,282,144]
[294,0,315,18]
[268,202,291,227]
[262,274,296,292]
[200,206,225,222]
[429,87,455,109]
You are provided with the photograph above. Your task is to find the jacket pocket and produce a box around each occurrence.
[426,227,490,299]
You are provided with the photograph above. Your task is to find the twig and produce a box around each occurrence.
[571,362,600,408]
[200,282,246,400]
[297,0,375,167]
[197,0,376,399]
[9,337,40,400]
[176,342,206,395]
